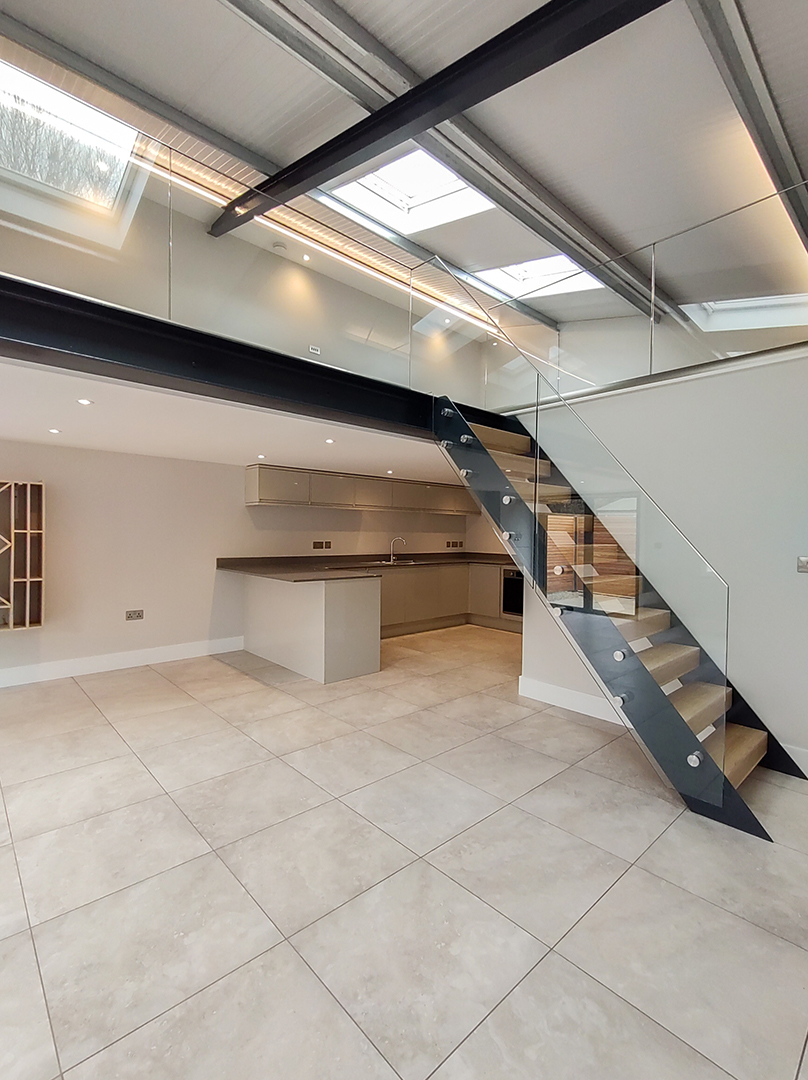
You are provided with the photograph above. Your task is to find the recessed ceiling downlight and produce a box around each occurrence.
[48,428,61,434]
[325,438,334,444]
[77,398,93,405]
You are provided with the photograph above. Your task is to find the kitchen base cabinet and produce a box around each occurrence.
[380,563,521,637]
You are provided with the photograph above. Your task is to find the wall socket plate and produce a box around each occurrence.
[125,609,144,621]
[312,541,332,550]
[798,557,808,573]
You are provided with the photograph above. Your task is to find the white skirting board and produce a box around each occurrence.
[518,675,625,726]
[0,636,245,688]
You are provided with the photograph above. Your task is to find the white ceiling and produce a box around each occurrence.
[0,357,460,482]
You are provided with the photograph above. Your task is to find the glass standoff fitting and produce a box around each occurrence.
[440,407,455,417]
[613,694,626,706]
[501,530,521,542]
[460,468,474,478]
[613,650,626,662]
[687,750,704,768]
[502,495,513,504]
[553,565,565,576]
[460,434,474,444]
[440,440,454,449]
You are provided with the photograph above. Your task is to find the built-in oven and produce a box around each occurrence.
[501,567,524,619]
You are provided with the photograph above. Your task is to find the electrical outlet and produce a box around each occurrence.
[313,541,324,549]
[309,345,321,355]
[458,541,463,548]
[125,609,144,621]
[324,541,331,549]
[446,540,452,548]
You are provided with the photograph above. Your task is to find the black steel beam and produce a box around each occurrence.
[210,0,671,236]
[0,274,528,440]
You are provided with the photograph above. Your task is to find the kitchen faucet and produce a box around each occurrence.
[389,537,406,564]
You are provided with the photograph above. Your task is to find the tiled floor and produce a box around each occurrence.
[2,625,808,1079]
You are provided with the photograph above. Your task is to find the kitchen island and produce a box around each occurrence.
[217,552,517,683]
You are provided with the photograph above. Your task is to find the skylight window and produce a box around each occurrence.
[682,294,808,332]
[0,61,137,208]
[332,149,494,235]
[476,254,605,299]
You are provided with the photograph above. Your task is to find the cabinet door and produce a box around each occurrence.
[255,467,310,504]
[468,563,502,618]
[355,478,393,509]
[310,473,356,507]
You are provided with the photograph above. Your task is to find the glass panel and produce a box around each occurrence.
[167,150,412,387]
[652,180,808,369]
[0,62,169,318]
[432,260,730,807]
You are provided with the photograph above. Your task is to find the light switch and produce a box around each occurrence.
[798,557,808,573]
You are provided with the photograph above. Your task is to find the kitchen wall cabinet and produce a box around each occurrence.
[246,464,478,515]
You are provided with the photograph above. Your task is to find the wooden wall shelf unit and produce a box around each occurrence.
[0,481,44,630]
[246,464,478,515]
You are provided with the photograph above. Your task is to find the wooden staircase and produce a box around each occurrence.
[471,421,770,797]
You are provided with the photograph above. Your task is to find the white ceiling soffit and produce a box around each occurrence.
[0,0,364,165]
[466,0,808,301]
[736,0,808,179]
[319,0,550,80]
[0,357,460,482]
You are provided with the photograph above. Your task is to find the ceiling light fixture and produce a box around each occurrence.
[257,454,265,460]
[325,438,334,444]
[302,253,310,262]
[444,318,451,324]
[48,428,61,434]
[77,398,93,405]
[387,470,393,475]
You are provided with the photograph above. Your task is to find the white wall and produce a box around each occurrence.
[559,352,808,763]
[0,437,474,686]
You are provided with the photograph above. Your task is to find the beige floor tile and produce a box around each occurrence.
[283,731,418,797]
[497,712,620,764]
[35,854,279,1070]
[153,658,262,703]
[171,759,331,848]
[0,846,27,941]
[77,667,195,721]
[386,652,467,676]
[577,733,682,805]
[212,650,269,673]
[482,680,549,709]
[5,755,163,842]
[320,689,420,727]
[285,678,374,706]
[431,692,536,732]
[0,702,108,751]
[205,685,308,725]
[383,676,459,708]
[557,866,808,1080]
[431,666,509,699]
[0,931,59,1080]
[756,767,808,794]
[240,706,354,755]
[739,773,808,855]
[371,711,480,759]
[638,811,808,949]
[542,704,624,735]
[0,676,97,726]
[220,801,414,935]
[293,861,545,1080]
[431,735,568,801]
[138,727,271,791]
[428,806,627,946]
[433,951,734,1080]
[110,702,230,751]
[0,806,10,847]
[343,763,502,855]
[517,764,682,861]
[16,795,208,924]
[0,725,131,786]
[244,662,308,687]
[66,943,397,1080]
[334,666,413,691]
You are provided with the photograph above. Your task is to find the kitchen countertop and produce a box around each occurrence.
[216,552,514,583]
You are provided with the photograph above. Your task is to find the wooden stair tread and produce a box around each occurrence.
[669,682,731,735]
[577,573,642,597]
[491,451,551,480]
[705,724,768,789]
[612,607,671,640]
[470,423,532,456]
[639,642,700,684]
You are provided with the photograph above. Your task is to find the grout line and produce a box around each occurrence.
[0,783,65,1078]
